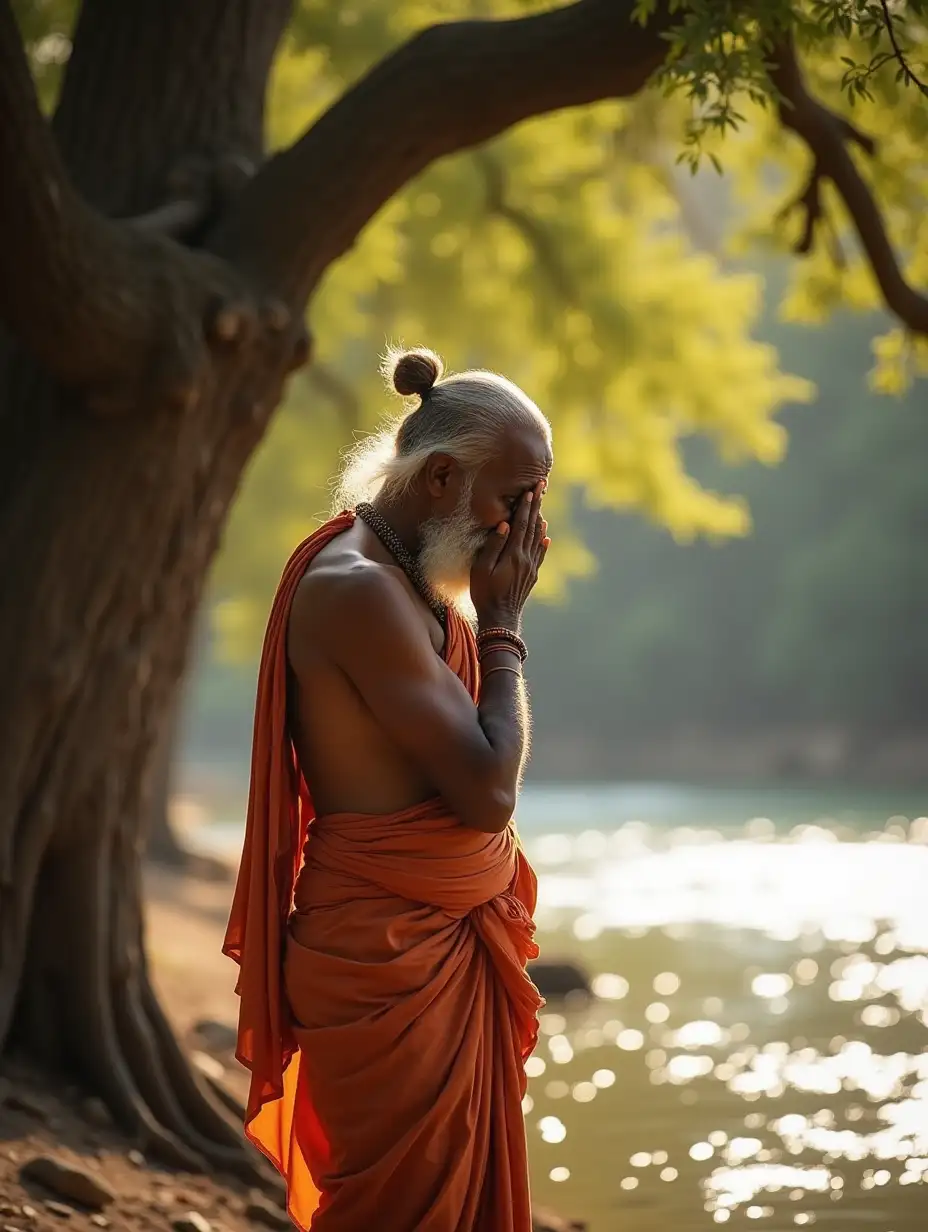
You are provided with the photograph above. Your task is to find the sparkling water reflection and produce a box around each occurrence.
[523,812,928,1230]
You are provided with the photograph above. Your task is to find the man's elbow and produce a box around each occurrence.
[459,787,515,835]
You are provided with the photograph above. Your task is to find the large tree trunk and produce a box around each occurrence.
[0,0,295,1175]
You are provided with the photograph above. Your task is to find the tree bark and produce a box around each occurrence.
[144,704,188,869]
[0,0,296,1177]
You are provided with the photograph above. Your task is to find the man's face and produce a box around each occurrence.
[419,424,552,612]
[468,423,553,535]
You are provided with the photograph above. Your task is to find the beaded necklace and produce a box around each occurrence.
[355,502,447,631]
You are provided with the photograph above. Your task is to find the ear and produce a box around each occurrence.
[422,452,463,508]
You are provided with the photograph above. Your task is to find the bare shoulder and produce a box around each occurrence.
[289,541,428,671]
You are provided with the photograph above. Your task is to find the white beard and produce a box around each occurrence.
[418,482,486,624]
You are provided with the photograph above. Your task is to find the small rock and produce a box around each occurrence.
[20,1155,115,1210]
[532,1209,587,1232]
[127,1149,146,1167]
[45,1200,75,1219]
[4,1224,23,1232]
[0,1205,16,1217]
[20,1205,38,1221]
[192,1019,237,1053]
[527,959,591,999]
[191,1050,225,1082]
[3,1091,48,1122]
[173,1215,212,1232]
[174,1190,208,1208]
[244,1193,291,1228]
[90,1217,109,1228]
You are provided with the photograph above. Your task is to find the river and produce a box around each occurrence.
[188,781,928,1229]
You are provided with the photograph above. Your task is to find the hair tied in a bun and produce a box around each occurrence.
[385,347,444,400]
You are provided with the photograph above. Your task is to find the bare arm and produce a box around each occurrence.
[468,482,550,805]
[474,643,531,814]
[304,566,522,833]
[292,485,547,832]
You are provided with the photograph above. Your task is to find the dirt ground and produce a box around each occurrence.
[0,862,276,1232]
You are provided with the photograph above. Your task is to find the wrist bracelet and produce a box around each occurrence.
[479,641,523,662]
[481,663,523,683]
[477,626,527,662]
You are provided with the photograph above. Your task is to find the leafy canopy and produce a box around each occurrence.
[14,0,928,658]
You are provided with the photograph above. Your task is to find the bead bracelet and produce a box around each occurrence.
[476,626,527,663]
[482,663,524,684]
[479,639,523,661]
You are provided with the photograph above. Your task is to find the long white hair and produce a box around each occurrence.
[333,346,550,509]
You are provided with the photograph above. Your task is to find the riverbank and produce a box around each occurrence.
[4,818,928,1231]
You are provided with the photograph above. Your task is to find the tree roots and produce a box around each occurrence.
[5,805,273,1188]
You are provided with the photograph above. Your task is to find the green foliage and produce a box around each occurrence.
[13,0,928,664]
[190,293,928,759]
[12,0,74,111]
[631,1,928,165]
[521,285,928,738]
[219,2,841,658]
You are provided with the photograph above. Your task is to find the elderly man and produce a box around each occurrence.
[224,346,553,1232]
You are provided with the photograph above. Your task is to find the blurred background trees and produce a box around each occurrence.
[167,1,928,790]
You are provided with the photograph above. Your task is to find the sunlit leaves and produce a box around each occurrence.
[11,0,75,110]
[637,1,928,171]
[718,22,928,389]
[14,0,924,663]
[213,5,827,658]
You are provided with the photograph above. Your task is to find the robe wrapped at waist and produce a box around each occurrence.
[280,798,542,1231]
[298,801,516,908]
[288,798,541,1060]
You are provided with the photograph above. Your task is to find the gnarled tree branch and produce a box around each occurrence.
[0,0,208,403]
[6,0,927,407]
[771,36,928,335]
[126,199,211,239]
[475,151,580,304]
[0,0,134,387]
[0,0,301,414]
[213,1,928,341]
[878,0,928,100]
[211,0,669,302]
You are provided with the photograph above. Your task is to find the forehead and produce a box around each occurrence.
[479,424,553,488]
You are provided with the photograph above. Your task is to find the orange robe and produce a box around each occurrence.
[223,512,543,1231]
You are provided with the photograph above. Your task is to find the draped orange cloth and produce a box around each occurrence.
[223,513,543,1231]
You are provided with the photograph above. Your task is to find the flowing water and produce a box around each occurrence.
[192,781,928,1230]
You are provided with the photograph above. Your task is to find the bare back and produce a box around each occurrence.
[286,520,446,816]
[285,483,546,835]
